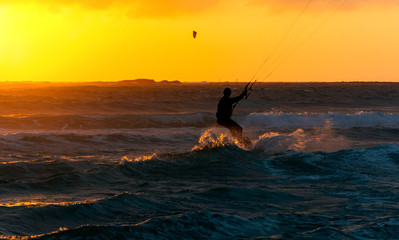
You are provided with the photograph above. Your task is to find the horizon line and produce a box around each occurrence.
[0,80,398,84]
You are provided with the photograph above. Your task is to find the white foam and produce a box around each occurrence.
[191,126,349,153]
[252,126,349,153]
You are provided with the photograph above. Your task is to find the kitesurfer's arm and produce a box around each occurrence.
[230,88,248,103]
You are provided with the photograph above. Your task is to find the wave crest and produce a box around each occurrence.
[244,111,399,129]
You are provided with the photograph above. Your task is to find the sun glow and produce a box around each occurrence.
[0,1,398,82]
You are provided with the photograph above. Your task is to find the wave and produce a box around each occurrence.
[24,211,277,240]
[6,198,399,240]
[2,134,398,192]
[0,192,161,237]
[0,112,216,131]
[190,128,350,153]
[2,143,399,238]
[0,129,201,155]
[0,111,398,132]
[0,121,393,161]
[262,144,399,182]
[243,111,399,129]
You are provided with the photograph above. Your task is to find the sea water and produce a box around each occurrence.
[1,82,399,239]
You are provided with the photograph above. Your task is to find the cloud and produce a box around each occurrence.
[0,0,221,17]
[249,0,399,12]
[1,0,397,18]
[0,0,128,9]
[127,0,219,18]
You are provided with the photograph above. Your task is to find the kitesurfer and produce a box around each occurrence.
[216,86,248,144]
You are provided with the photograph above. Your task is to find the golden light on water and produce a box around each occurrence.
[192,129,229,150]
[0,201,84,208]
[0,195,105,208]
[121,153,158,163]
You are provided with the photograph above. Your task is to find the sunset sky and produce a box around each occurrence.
[0,0,398,82]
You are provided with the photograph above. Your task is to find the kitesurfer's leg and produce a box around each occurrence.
[217,118,243,143]
[228,120,243,143]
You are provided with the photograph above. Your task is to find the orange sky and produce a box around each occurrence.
[0,0,398,82]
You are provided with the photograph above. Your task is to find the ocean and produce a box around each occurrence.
[1,82,399,239]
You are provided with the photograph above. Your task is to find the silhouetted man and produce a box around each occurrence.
[216,87,247,143]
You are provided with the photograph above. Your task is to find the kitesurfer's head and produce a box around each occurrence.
[223,88,231,97]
